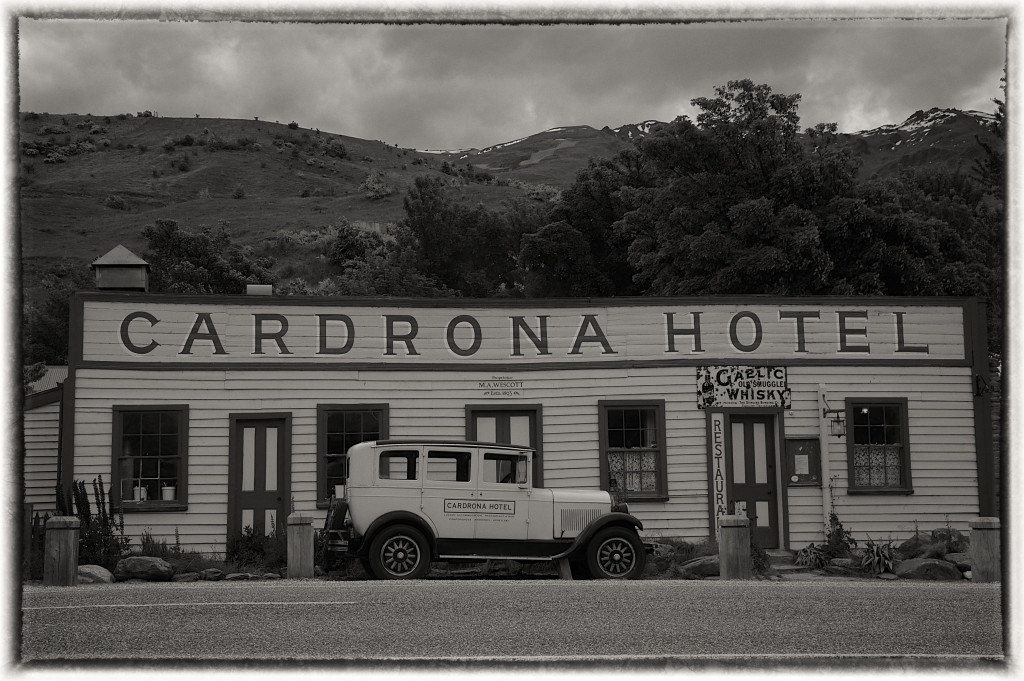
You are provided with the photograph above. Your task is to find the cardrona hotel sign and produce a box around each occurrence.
[80,299,965,365]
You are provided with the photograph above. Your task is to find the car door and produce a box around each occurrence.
[420,447,476,541]
[474,449,532,541]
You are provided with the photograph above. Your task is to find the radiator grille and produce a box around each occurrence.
[560,508,603,534]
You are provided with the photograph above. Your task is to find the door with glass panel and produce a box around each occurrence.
[227,415,290,540]
[727,414,779,548]
[468,408,541,486]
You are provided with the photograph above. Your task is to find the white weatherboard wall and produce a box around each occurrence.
[25,400,61,512]
[71,364,979,553]
[783,366,979,545]
[68,294,988,555]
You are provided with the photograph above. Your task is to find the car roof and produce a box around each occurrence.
[368,440,535,451]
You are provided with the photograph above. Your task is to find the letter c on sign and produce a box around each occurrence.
[120,311,160,354]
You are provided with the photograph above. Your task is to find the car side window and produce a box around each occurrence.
[426,450,472,482]
[483,453,528,484]
[378,450,419,480]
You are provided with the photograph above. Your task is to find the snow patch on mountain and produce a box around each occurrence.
[611,120,661,139]
[851,107,994,137]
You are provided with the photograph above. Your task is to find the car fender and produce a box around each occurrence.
[357,511,437,558]
[552,512,644,560]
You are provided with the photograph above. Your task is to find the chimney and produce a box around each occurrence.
[246,284,273,295]
[91,245,150,292]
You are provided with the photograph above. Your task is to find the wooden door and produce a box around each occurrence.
[728,415,779,549]
[228,416,290,540]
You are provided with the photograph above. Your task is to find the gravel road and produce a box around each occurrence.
[19,578,1003,667]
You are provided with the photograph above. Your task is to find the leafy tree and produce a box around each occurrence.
[23,259,95,365]
[525,149,654,296]
[616,80,847,295]
[400,177,529,296]
[325,222,385,267]
[23,362,47,393]
[143,219,277,294]
[519,221,602,297]
[282,223,453,297]
[822,167,1002,350]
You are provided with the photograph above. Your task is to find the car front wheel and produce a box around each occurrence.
[586,527,646,579]
[368,525,431,579]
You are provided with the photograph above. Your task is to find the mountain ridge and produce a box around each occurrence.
[18,106,1000,302]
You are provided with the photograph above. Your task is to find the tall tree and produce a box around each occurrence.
[616,80,849,295]
[525,148,653,296]
[23,260,94,365]
[400,177,532,296]
[143,219,277,294]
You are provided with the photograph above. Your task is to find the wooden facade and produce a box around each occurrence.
[24,387,62,513]
[61,293,995,555]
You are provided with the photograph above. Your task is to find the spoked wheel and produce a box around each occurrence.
[586,527,646,579]
[368,525,431,579]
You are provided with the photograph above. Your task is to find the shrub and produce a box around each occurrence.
[162,139,176,152]
[288,121,298,130]
[232,185,246,199]
[794,543,829,568]
[325,140,347,159]
[860,539,896,574]
[226,521,286,573]
[359,170,395,200]
[750,539,770,575]
[139,528,179,558]
[104,195,127,210]
[56,476,131,571]
[824,510,857,558]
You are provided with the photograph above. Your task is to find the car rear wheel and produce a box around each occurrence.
[368,525,431,579]
[586,526,646,579]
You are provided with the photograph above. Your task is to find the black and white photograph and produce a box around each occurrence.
[9,2,1015,674]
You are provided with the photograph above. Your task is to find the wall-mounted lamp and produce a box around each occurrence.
[822,396,846,438]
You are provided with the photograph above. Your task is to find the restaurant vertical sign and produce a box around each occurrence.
[710,412,728,534]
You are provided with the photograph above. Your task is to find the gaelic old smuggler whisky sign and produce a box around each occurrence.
[697,366,791,409]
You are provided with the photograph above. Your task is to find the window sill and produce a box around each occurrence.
[117,501,188,512]
[615,495,669,503]
[846,488,914,496]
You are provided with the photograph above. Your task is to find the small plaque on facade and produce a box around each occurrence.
[697,366,791,409]
[479,376,524,397]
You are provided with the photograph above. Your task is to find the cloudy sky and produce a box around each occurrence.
[16,15,1008,152]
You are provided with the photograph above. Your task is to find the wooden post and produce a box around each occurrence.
[22,503,33,579]
[286,513,314,578]
[969,517,1000,582]
[719,515,752,580]
[43,516,80,587]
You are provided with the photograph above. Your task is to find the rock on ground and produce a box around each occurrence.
[894,557,962,581]
[943,552,972,572]
[113,556,174,582]
[77,565,114,584]
[677,555,719,580]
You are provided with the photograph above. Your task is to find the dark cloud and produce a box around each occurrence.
[17,19,1006,150]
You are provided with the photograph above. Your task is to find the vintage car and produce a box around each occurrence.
[322,440,647,579]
